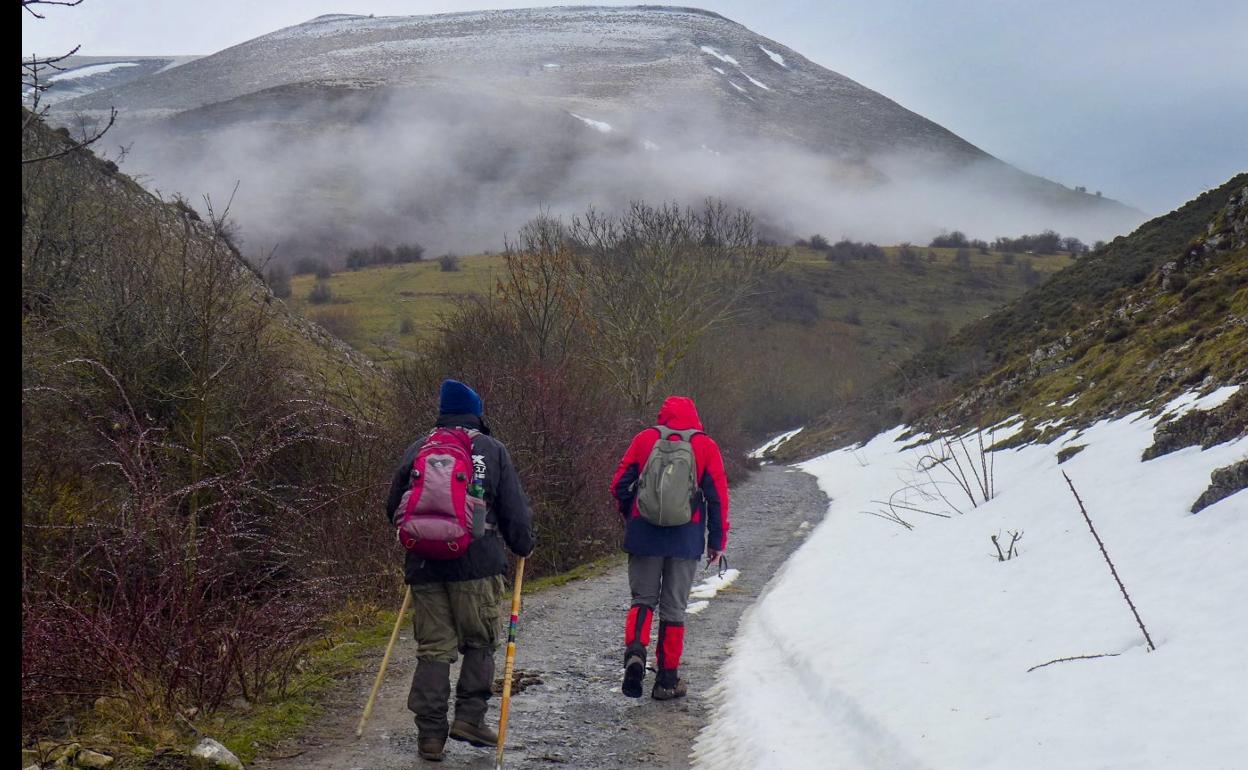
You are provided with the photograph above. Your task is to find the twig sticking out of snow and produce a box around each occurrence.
[991,530,1023,561]
[1026,652,1121,673]
[1062,471,1156,652]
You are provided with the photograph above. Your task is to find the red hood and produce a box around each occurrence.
[656,396,703,431]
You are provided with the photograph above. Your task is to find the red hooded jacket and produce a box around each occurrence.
[610,396,730,559]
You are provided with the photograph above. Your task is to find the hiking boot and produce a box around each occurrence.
[651,677,688,701]
[417,735,446,761]
[449,719,497,748]
[621,653,646,698]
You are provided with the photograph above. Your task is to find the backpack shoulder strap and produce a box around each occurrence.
[654,426,701,443]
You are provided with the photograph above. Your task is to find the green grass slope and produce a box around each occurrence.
[285,244,1072,434]
[777,173,1248,461]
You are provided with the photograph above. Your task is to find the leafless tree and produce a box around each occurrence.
[566,200,787,414]
[21,0,117,164]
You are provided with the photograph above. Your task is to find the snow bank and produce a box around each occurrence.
[750,427,803,459]
[695,391,1248,770]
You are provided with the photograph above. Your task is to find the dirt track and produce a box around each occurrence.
[257,464,827,770]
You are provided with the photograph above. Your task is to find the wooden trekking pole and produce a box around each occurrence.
[355,585,412,738]
[494,557,526,770]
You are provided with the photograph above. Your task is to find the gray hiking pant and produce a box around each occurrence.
[628,555,698,624]
[406,575,504,737]
[627,555,698,679]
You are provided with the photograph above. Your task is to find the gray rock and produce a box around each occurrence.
[1191,459,1248,514]
[189,738,244,770]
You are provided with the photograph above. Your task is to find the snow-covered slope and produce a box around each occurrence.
[48,6,1141,258]
[57,7,984,161]
[695,387,1247,770]
[24,55,198,105]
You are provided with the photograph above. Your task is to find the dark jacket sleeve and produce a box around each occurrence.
[492,443,535,558]
[385,441,421,524]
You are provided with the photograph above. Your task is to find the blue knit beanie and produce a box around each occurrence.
[439,379,483,417]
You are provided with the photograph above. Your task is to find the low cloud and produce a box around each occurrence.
[101,84,1146,263]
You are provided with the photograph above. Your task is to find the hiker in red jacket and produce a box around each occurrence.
[610,395,730,699]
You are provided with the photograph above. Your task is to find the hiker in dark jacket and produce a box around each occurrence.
[609,395,730,700]
[385,379,534,762]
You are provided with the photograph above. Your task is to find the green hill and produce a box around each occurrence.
[776,173,1248,461]
[286,243,1073,434]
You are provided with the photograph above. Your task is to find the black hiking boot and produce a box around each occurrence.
[418,735,446,761]
[652,670,687,701]
[450,719,497,748]
[622,650,646,698]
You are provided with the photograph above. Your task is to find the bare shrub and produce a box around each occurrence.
[22,116,402,734]
[566,200,787,414]
[308,280,333,304]
[266,264,292,298]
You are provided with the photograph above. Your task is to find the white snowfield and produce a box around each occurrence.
[695,387,1248,770]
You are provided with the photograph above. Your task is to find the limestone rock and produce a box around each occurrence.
[189,738,244,770]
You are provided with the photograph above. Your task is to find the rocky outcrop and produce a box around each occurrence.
[1191,459,1248,513]
[1143,389,1247,461]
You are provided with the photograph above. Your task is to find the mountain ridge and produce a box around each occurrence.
[50,5,1143,257]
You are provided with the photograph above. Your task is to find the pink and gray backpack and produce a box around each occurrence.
[395,427,486,559]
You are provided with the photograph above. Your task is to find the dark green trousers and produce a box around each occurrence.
[406,575,504,737]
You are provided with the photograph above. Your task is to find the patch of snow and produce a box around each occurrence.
[689,568,741,601]
[699,45,739,66]
[50,61,140,82]
[1160,384,1240,416]
[750,427,803,459]
[686,600,710,616]
[711,66,726,75]
[568,112,612,133]
[693,397,1248,770]
[543,62,561,68]
[740,72,770,90]
[727,80,748,94]
[759,45,788,67]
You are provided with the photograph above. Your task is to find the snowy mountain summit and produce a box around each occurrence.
[55,5,1141,256]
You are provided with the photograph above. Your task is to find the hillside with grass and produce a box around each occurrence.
[285,242,1073,435]
[775,173,1248,462]
[21,112,411,763]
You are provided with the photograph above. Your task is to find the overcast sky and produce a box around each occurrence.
[22,0,1248,214]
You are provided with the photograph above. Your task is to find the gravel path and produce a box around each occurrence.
[257,464,827,770]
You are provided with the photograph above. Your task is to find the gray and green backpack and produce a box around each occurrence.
[636,426,702,527]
